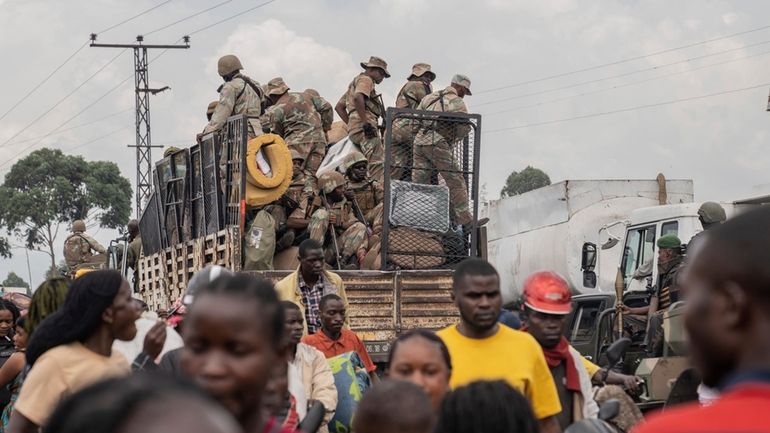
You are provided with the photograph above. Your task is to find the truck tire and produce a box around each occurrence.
[245,134,293,189]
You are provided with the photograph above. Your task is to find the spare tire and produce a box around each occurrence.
[245,134,293,189]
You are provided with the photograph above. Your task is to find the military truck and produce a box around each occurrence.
[137,109,483,361]
[567,199,766,410]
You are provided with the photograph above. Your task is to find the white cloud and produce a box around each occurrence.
[207,19,359,105]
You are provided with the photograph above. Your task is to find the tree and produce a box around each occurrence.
[1,272,28,289]
[0,148,132,272]
[500,166,551,198]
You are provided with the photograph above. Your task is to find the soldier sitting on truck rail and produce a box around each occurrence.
[202,54,265,139]
[342,151,383,244]
[63,219,107,274]
[287,171,368,269]
[622,234,684,357]
[391,63,435,181]
[520,271,643,432]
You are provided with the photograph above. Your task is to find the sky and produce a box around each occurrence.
[2,0,770,287]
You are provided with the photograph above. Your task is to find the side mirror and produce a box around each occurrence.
[581,242,597,271]
[583,270,597,289]
[598,399,620,421]
[605,337,631,368]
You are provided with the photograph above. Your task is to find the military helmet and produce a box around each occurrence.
[217,54,243,77]
[698,201,727,225]
[290,149,305,162]
[266,77,290,96]
[164,146,181,158]
[342,151,368,172]
[72,220,86,233]
[304,88,320,98]
[318,171,345,194]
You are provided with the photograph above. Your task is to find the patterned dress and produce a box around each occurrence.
[1,372,24,432]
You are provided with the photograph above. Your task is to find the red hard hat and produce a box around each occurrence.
[522,271,572,315]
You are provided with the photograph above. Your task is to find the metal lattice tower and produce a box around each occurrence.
[90,34,189,217]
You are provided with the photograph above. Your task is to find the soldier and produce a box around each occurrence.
[125,219,142,292]
[202,54,265,138]
[262,77,329,174]
[391,63,435,180]
[304,88,334,164]
[342,151,383,241]
[287,172,368,269]
[621,234,684,356]
[412,74,473,228]
[269,150,316,252]
[205,101,218,122]
[62,219,107,273]
[335,56,390,180]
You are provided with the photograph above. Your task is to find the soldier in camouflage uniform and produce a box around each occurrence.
[335,56,390,181]
[288,171,368,269]
[262,78,331,174]
[342,151,383,240]
[268,150,316,252]
[304,88,334,164]
[412,74,473,226]
[63,220,107,273]
[203,54,265,138]
[391,63,435,180]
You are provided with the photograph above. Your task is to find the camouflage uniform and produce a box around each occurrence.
[126,235,142,290]
[263,79,330,174]
[291,172,368,265]
[411,84,472,225]
[305,88,334,172]
[203,73,265,138]
[342,63,388,180]
[343,152,384,237]
[391,64,434,180]
[63,221,108,271]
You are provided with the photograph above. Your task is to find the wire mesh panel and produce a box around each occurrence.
[139,192,163,255]
[200,133,222,235]
[223,115,248,230]
[382,107,481,270]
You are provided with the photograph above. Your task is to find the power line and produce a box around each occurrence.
[476,23,770,95]
[0,0,174,126]
[481,47,770,117]
[12,108,133,144]
[63,126,132,152]
[475,38,770,108]
[483,82,770,133]
[96,0,174,34]
[0,40,89,124]
[144,0,236,36]
[188,0,279,35]
[0,49,128,148]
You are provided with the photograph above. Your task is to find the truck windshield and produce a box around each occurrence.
[621,225,656,288]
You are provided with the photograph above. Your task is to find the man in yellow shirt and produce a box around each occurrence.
[520,270,643,432]
[437,259,562,433]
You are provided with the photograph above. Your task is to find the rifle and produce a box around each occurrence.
[614,267,625,338]
[320,190,343,270]
[349,194,373,236]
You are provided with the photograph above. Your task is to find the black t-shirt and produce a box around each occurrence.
[550,363,574,431]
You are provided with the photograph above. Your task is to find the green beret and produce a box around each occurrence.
[657,234,681,249]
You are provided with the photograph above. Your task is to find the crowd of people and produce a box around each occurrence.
[0,205,768,433]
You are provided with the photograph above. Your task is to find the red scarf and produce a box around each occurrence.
[524,327,582,393]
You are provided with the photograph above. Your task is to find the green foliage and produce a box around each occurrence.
[0,237,9,259]
[1,272,28,289]
[500,166,551,198]
[0,148,132,267]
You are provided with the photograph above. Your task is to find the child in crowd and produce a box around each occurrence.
[302,294,378,383]
[352,380,434,433]
[0,316,28,432]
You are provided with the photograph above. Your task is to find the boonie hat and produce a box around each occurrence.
[360,56,391,78]
[266,77,290,96]
[522,271,572,315]
[451,74,472,95]
[409,63,435,81]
